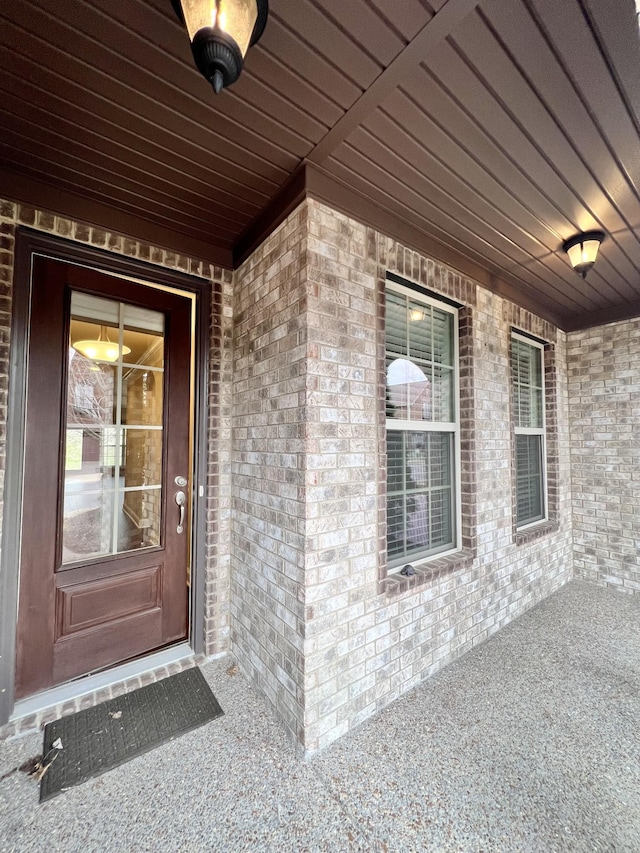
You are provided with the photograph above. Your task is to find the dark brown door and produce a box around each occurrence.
[15,257,192,699]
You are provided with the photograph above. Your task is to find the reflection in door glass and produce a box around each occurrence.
[63,292,165,564]
[62,484,114,562]
[121,369,163,426]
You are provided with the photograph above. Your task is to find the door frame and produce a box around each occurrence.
[0,228,212,725]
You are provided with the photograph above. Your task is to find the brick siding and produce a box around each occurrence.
[3,191,631,755]
[233,199,574,753]
[568,320,640,593]
[301,204,573,752]
[231,205,309,744]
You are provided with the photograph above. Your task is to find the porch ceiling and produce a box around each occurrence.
[2,0,640,330]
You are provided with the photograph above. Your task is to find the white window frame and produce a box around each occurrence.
[511,331,548,530]
[385,278,461,569]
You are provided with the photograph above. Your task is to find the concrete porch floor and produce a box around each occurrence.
[1,580,638,852]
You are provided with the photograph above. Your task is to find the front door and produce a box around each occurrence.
[15,256,193,699]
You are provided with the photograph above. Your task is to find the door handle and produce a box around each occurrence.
[175,490,186,534]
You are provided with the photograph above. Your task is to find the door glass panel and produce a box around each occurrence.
[64,427,118,482]
[118,488,161,552]
[122,429,162,487]
[62,487,114,563]
[123,302,164,369]
[67,358,116,426]
[121,370,163,426]
[64,292,165,564]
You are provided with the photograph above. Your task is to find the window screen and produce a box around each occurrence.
[386,282,458,564]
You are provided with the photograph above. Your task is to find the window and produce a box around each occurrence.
[511,333,546,527]
[385,280,459,566]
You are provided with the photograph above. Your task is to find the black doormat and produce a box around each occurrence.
[39,667,223,802]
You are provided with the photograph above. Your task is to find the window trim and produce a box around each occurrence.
[385,278,462,569]
[511,330,548,530]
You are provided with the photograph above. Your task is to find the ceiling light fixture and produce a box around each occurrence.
[562,231,605,279]
[73,327,131,363]
[171,0,268,94]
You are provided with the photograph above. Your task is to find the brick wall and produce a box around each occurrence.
[1,193,581,752]
[0,199,231,739]
[302,202,381,748]
[568,320,640,593]
[233,199,574,754]
[207,253,235,653]
[0,203,15,536]
[231,204,309,743]
[300,202,573,751]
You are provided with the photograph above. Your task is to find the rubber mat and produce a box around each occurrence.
[39,667,223,801]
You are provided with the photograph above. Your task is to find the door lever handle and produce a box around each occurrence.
[175,489,186,534]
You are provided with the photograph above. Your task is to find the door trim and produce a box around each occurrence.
[0,228,213,725]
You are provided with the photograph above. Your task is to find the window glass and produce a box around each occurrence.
[385,282,459,565]
[512,338,543,429]
[511,334,546,527]
[515,434,543,523]
[385,290,408,356]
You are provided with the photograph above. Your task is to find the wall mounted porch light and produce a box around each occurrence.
[171,0,268,94]
[562,231,605,279]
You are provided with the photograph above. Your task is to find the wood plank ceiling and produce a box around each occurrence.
[2,0,640,329]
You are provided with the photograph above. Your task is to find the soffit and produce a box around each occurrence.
[1,0,640,329]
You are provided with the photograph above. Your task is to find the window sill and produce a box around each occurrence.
[514,518,559,546]
[380,547,475,597]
